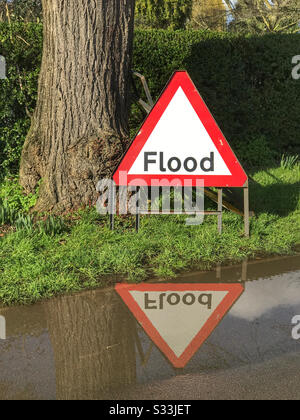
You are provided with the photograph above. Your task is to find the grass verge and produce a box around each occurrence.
[0,165,299,306]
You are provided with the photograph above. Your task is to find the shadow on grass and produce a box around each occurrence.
[203,169,299,217]
[250,178,300,217]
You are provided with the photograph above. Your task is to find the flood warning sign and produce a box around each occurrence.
[113,71,247,187]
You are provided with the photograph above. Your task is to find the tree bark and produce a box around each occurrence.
[19,0,135,212]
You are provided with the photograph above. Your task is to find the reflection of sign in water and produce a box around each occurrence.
[116,283,244,368]
[0,56,6,79]
[0,315,6,340]
[113,71,247,187]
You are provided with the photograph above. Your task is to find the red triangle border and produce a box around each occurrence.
[115,283,244,368]
[113,71,247,187]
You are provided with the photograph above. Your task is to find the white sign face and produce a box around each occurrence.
[130,289,228,358]
[128,87,231,176]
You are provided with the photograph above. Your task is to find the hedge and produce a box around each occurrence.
[0,22,42,174]
[1,22,299,175]
[135,0,192,30]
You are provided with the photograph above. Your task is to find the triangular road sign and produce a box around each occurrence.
[114,71,247,187]
[115,283,244,368]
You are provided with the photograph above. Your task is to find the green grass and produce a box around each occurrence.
[0,165,299,306]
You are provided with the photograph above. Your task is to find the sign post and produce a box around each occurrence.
[244,180,250,237]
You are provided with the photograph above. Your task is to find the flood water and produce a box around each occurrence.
[0,255,299,400]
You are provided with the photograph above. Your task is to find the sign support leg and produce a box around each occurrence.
[242,258,248,282]
[136,186,140,233]
[216,263,222,280]
[244,180,250,237]
[218,188,223,235]
[110,183,114,231]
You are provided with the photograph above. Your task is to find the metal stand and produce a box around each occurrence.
[215,258,248,282]
[243,180,250,237]
[110,184,115,231]
[242,258,248,282]
[133,320,154,367]
[217,188,223,235]
[216,263,222,280]
[110,184,249,236]
[112,72,251,236]
[136,187,140,233]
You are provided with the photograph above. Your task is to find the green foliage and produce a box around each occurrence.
[0,21,42,174]
[0,198,17,224]
[250,165,300,216]
[3,209,67,236]
[280,154,299,170]
[0,176,39,229]
[135,0,192,29]
[0,0,42,22]
[15,213,34,233]
[1,23,300,176]
[0,177,38,213]
[188,0,226,31]
[0,178,68,234]
[132,29,300,167]
[36,215,67,236]
[233,136,277,169]
[226,0,300,34]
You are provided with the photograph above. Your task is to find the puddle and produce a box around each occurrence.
[0,255,299,400]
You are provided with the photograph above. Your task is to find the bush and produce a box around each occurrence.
[0,22,42,174]
[0,176,38,213]
[233,136,277,169]
[132,30,300,167]
[135,0,192,30]
[1,23,300,175]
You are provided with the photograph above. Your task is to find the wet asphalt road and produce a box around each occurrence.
[111,351,300,400]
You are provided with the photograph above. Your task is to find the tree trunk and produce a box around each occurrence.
[19,0,135,212]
